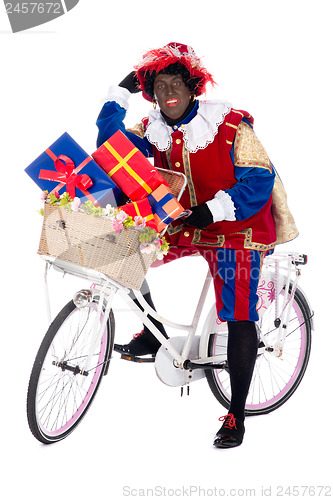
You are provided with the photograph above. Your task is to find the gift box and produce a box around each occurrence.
[120,199,158,231]
[147,185,185,232]
[25,132,122,207]
[92,130,169,201]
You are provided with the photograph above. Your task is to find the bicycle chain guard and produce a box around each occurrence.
[154,336,205,387]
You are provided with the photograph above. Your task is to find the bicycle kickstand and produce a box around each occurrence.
[180,384,190,397]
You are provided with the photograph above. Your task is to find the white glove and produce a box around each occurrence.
[206,190,236,222]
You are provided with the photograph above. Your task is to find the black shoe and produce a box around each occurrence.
[213,413,245,448]
[114,330,161,358]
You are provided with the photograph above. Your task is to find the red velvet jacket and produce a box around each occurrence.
[150,109,276,251]
[96,95,278,251]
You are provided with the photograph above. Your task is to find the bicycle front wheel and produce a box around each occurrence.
[206,287,312,415]
[27,297,114,444]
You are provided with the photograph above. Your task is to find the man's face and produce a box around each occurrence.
[153,73,191,121]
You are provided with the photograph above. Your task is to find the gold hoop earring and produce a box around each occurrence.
[153,99,157,109]
[190,94,195,103]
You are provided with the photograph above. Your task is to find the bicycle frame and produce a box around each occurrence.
[41,250,313,379]
[42,255,214,368]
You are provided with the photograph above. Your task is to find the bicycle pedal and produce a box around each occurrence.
[120,353,155,363]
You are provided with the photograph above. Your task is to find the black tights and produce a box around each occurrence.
[226,320,258,422]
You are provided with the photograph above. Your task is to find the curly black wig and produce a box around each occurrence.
[143,62,202,100]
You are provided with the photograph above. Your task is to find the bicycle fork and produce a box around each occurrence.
[86,290,115,375]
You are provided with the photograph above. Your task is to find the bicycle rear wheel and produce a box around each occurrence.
[205,287,312,415]
[27,297,114,444]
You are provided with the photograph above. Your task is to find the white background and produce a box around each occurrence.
[1,0,332,498]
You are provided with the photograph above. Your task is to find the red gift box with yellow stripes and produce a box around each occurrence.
[148,184,185,232]
[119,199,157,231]
[92,130,168,201]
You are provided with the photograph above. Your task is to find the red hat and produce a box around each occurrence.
[134,42,215,102]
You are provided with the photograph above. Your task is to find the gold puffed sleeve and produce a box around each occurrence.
[234,121,299,244]
[126,122,146,139]
[233,121,272,171]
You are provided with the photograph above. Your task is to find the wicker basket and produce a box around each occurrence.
[38,169,186,290]
[157,169,186,199]
[38,203,155,290]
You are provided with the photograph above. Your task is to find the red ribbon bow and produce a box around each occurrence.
[39,154,93,199]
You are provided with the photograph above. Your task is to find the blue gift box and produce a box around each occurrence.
[25,132,122,207]
[147,184,184,232]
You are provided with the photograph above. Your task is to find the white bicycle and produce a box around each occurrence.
[27,249,313,444]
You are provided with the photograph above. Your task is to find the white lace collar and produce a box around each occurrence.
[145,100,232,153]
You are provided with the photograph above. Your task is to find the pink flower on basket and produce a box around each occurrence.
[41,191,48,201]
[54,191,60,199]
[71,197,81,211]
[116,210,128,223]
[140,243,155,254]
[112,220,124,233]
[134,215,146,227]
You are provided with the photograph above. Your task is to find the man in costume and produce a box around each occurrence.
[96,42,298,448]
